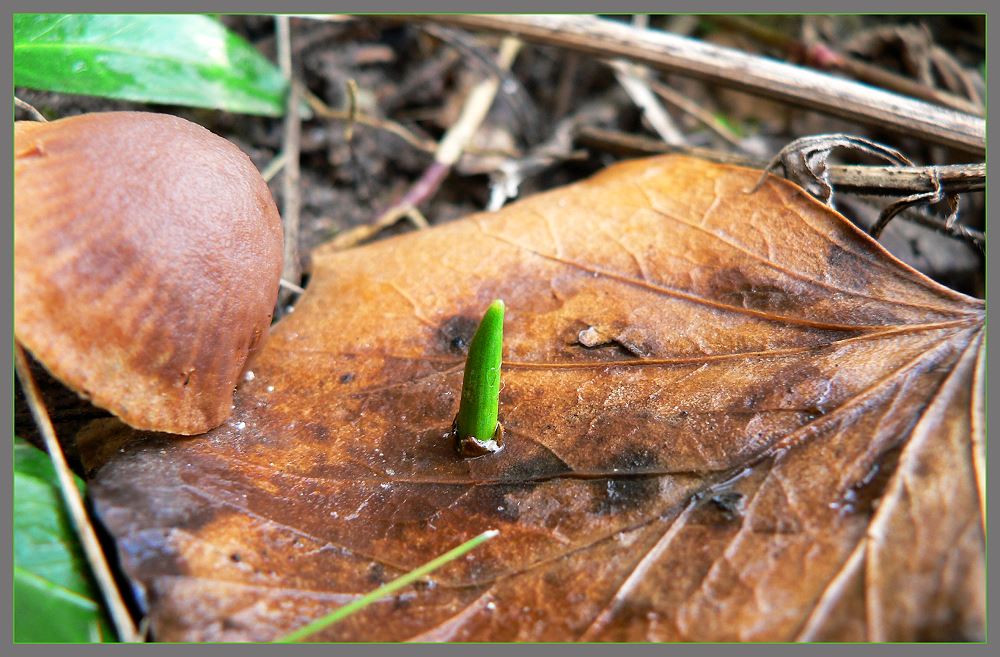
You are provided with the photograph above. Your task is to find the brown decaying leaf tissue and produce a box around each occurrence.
[79,155,985,642]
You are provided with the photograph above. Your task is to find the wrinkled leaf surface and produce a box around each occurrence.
[80,156,985,642]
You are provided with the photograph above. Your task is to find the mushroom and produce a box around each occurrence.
[15,111,284,435]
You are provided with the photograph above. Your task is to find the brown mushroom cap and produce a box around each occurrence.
[15,112,284,435]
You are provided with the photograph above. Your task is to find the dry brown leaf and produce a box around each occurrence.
[79,155,985,642]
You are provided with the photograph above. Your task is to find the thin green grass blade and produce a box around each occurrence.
[275,529,500,643]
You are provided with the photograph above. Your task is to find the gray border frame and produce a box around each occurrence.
[4,2,993,655]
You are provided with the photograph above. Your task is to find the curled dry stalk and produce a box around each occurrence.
[579,128,982,249]
[748,134,964,242]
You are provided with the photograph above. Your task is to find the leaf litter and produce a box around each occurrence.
[78,155,984,642]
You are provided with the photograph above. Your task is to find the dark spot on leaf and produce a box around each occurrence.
[437,315,479,355]
[367,562,386,585]
[498,453,572,484]
[708,267,800,312]
[301,422,330,443]
[593,477,659,516]
[602,447,660,473]
[466,483,522,522]
[339,372,355,384]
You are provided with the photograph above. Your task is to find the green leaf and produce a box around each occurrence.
[14,14,287,116]
[14,438,112,643]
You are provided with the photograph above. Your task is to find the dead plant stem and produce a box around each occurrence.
[277,16,302,310]
[409,14,984,154]
[14,345,141,643]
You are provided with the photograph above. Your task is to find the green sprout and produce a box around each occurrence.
[454,299,505,457]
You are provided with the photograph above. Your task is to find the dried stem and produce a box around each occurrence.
[609,59,685,146]
[260,151,288,183]
[276,16,302,312]
[14,344,141,643]
[14,96,48,121]
[707,15,983,117]
[419,24,540,143]
[301,86,437,153]
[279,278,306,295]
[333,36,523,250]
[329,201,430,251]
[649,80,743,149]
[408,14,984,155]
[609,14,685,146]
[576,127,984,195]
[436,37,522,166]
[575,127,984,247]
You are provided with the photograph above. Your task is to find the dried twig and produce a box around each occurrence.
[576,127,984,196]
[749,134,915,198]
[279,278,306,295]
[488,96,620,210]
[14,96,47,121]
[15,345,141,643]
[747,134,963,240]
[552,52,580,119]
[419,24,541,143]
[609,59,685,146]
[276,16,302,312]
[708,15,983,117]
[332,36,523,250]
[908,211,983,252]
[301,86,437,153]
[575,127,984,248]
[408,14,984,155]
[260,151,288,183]
[648,80,743,149]
[330,203,429,251]
[869,168,959,240]
[842,23,984,111]
[303,85,518,160]
[610,14,686,146]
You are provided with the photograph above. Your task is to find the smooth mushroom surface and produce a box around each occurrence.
[15,111,284,435]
